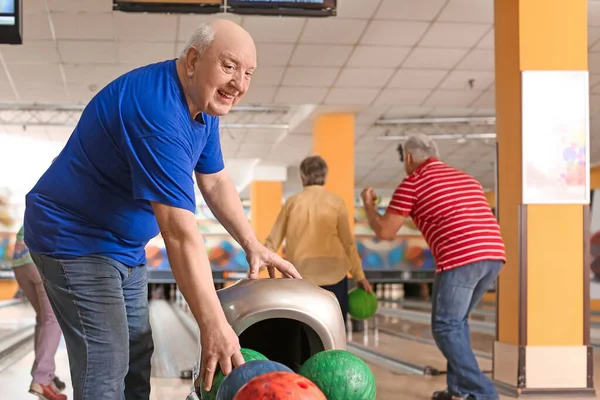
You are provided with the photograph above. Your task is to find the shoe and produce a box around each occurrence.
[29,382,67,400]
[52,376,66,391]
[431,389,466,400]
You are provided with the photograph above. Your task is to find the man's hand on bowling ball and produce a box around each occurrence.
[357,278,374,294]
[200,320,244,392]
[245,241,302,279]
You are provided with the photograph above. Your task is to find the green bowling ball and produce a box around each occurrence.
[199,348,268,400]
[348,287,378,320]
[299,349,376,400]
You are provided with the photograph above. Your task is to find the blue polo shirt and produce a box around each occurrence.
[23,59,224,267]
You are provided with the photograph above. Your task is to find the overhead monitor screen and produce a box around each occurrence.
[0,0,21,44]
[0,0,15,26]
[113,0,222,14]
[228,0,336,17]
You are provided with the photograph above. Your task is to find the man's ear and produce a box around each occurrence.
[184,47,199,77]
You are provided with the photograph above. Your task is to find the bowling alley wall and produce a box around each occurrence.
[0,197,435,283]
[143,199,436,274]
[3,189,600,298]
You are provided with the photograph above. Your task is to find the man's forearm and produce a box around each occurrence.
[200,173,259,249]
[163,230,226,329]
[364,204,383,236]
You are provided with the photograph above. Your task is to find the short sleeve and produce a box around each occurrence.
[12,226,33,267]
[195,116,224,175]
[126,135,197,213]
[387,178,416,217]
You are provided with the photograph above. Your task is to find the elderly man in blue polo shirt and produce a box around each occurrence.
[23,19,300,400]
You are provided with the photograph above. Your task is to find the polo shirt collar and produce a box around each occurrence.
[413,157,439,174]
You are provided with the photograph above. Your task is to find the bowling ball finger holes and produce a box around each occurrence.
[297,381,308,389]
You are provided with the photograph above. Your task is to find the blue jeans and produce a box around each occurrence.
[431,260,503,400]
[30,253,154,400]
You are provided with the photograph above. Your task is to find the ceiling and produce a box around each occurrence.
[0,0,599,199]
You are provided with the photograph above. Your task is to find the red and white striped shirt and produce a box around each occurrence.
[387,158,505,273]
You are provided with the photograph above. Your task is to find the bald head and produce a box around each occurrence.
[211,19,253,41]
[180,20,256,62]
[176,20,257,117]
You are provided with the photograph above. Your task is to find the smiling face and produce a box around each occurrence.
[180,20,257,118]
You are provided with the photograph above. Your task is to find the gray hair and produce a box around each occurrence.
[300,155,328,186]
[403,134,440,163]
[179,23,215,58]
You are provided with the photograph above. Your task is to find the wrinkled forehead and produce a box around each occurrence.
[212,36,257,69]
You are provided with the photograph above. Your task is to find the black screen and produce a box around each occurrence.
[113,0,221,14]
[228,0,336,17]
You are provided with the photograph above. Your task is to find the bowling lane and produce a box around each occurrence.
[376,315,494,355]
[1,299,198,400]
[0,301,35,329]
[377,299,496,325]
[391,298,496,314]
[397,303,495,323]
[0,302,36,373]
[376,300,600,350]
[0,338,196,400]
[149,299,197,379]
[349,328,491,373]
[0,338,72,398]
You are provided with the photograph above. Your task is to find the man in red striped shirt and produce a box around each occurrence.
[361,134,505,400]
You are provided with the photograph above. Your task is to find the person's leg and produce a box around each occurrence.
[13,265,44,380]
[430,272,460,399]
[458,261,503,399]
[123,265,154,400]
[431,261,502,400]
[35,271,66,389]
[32,253,130,400]
[26,263,63,384]
[15,263,66,400]
[338,277,349,324]
[320,277,349,327]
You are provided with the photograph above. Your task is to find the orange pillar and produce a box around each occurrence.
[250,181,283,278]
[313,114,355,231]
[493,0,593,395]
[314,113,355,280]
[484,191,496,209]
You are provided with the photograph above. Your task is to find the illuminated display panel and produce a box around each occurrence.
[0,0,21,44]
[0,0,15,26]
[227,0,336,17]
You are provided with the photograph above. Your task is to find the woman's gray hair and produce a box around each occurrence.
[403,134,440,163]
[300,155,328,186]
[180,23,215,58]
